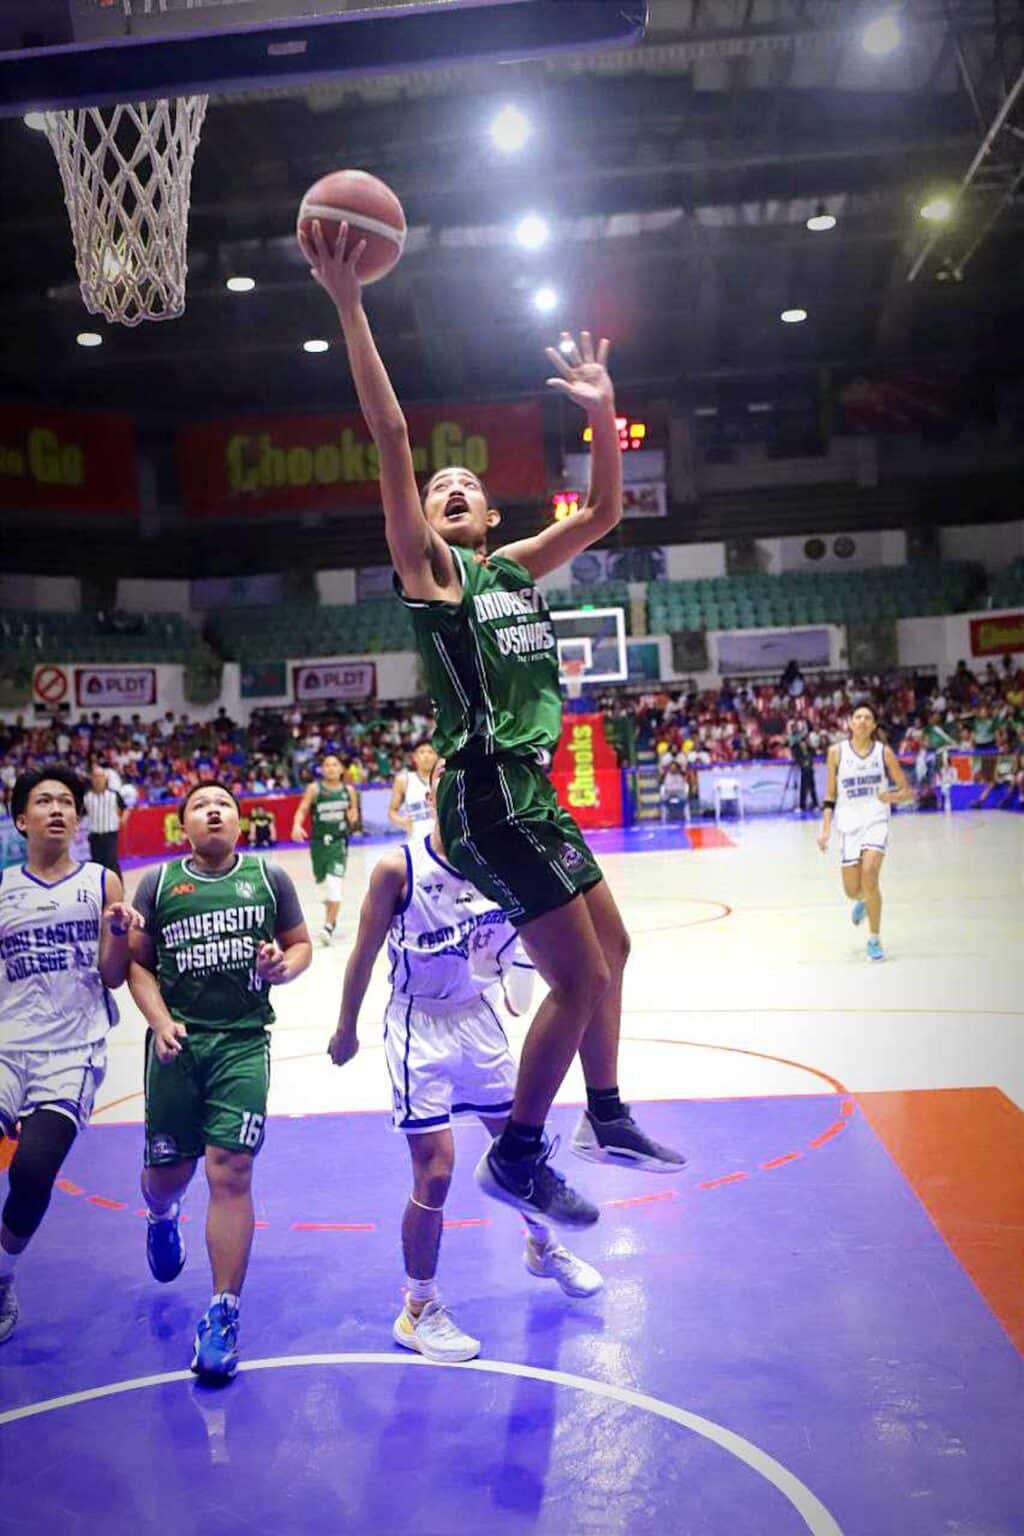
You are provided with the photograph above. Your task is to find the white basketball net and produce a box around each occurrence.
[42,96,208,326]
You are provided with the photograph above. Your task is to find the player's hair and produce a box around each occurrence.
[11,765,85,828]
[411,737,436,753]
[178,780,240,822]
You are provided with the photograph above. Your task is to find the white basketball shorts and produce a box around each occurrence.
[384,992,516,1134]
[0,1041,107,1136]
[840,820,890,866]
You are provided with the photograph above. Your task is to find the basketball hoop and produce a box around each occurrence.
[41,96,208,325]
[562,658,586,703]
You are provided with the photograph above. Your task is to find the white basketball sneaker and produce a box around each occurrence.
[393,1299,480,1363]
[524,1240,604,1298]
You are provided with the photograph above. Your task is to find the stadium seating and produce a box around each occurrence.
[0,609,198,664]
[210,599,415,662]
[646,561,980,634]
[988,558,1024,610]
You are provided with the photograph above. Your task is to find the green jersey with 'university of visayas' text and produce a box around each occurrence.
[150,852,277,1031]
[399,546,562,763]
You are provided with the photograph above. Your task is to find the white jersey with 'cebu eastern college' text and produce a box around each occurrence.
[0,861,118,1052]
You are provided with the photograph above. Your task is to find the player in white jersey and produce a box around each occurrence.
[0,767,142,1342]
[387,739,437,841]
[818,703,913,961]
[328,759,602,1364]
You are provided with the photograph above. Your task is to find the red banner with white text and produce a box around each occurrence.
[551,713,623,829]
[179,401,546,517]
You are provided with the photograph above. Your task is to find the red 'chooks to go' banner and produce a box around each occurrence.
[551,714,623,829]
[179,401,546,516]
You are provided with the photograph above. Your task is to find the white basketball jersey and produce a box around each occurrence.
[387,836,517,1009]
[835,739,889,832]
[400,771,433,839]
[0,861,118,1051]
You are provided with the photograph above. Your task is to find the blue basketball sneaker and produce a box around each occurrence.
[866,936,884,962]
[191,1298,240,1382]
[851,899,866,926]
[146,1202,186,1283]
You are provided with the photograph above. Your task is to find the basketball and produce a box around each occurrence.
[296,169,406,284]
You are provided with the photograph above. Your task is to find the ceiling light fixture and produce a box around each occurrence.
[490,105,530,153]
[862,13,901,56]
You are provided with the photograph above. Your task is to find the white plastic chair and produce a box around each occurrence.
[713,776,744,826]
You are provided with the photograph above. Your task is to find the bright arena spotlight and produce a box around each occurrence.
[2,1,1023,1531]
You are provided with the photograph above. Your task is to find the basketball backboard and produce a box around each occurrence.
[553,606,626,686]
[0,0,647,114]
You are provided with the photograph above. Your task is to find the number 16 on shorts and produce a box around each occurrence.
[239,1110,265,1150]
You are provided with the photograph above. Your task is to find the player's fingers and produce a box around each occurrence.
[310,219,330,262]
[545,377,576,395]
[348,238,368,271]
[297,228,317,268]
[544,347,574,380]
[579,330,594,363]
[597,337,611,366]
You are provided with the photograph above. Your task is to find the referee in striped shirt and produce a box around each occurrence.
[84,763,125,878]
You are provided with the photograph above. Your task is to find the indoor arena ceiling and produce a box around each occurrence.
[0,0,1022,415]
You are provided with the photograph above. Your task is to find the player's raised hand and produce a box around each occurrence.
[544,331,615,415]
[103,901,145,937]
[328,1028,359,1068]
[299,218,368,316]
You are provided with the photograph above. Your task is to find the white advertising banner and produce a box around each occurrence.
[74,667,157,707]
[292,660,377,702]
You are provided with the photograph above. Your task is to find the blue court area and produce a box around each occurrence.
[2,1098,1022,1534]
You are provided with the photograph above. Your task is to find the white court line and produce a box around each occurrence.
[0,1352,843,1535]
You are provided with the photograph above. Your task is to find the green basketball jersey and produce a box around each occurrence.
[400,546,562,762]
[311,783,352,846]
[151,853,277,1031]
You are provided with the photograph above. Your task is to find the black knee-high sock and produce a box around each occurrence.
[587,1086,624,1123]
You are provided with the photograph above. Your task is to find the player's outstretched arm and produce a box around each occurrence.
[818,745,839,851]
[496,330,622,581]
[880,745,915,805]
[301,219,456,602]
[98,870,145,989]
[387,773,413,834]
[328,853,407,1067]
[290,783,317,841]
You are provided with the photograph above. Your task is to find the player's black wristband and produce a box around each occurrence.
[822,799,836,812]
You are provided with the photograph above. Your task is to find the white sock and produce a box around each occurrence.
[146,1199,179,1222]
[211,1291,240,1312]
[0,1243,20,1278]
[524,1218,552,1253]
[406,1276,437,1308]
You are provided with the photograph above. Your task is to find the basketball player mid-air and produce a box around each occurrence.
[301,219,685,1229]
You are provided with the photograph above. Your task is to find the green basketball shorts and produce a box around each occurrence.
[144,1027,271,1165]
[436,757,602,927]
[311,838,349,884]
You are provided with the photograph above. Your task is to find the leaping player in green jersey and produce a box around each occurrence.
[291,753,360,946]
[302,220,686,1230]
[129,781,312,1382]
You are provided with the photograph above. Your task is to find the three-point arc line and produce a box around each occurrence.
[49,1097,858,1229]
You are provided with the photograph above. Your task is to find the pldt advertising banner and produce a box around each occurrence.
[179,401,546,516]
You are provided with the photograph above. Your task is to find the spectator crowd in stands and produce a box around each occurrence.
[1,658,1022,816]
[611,656,1024,770]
